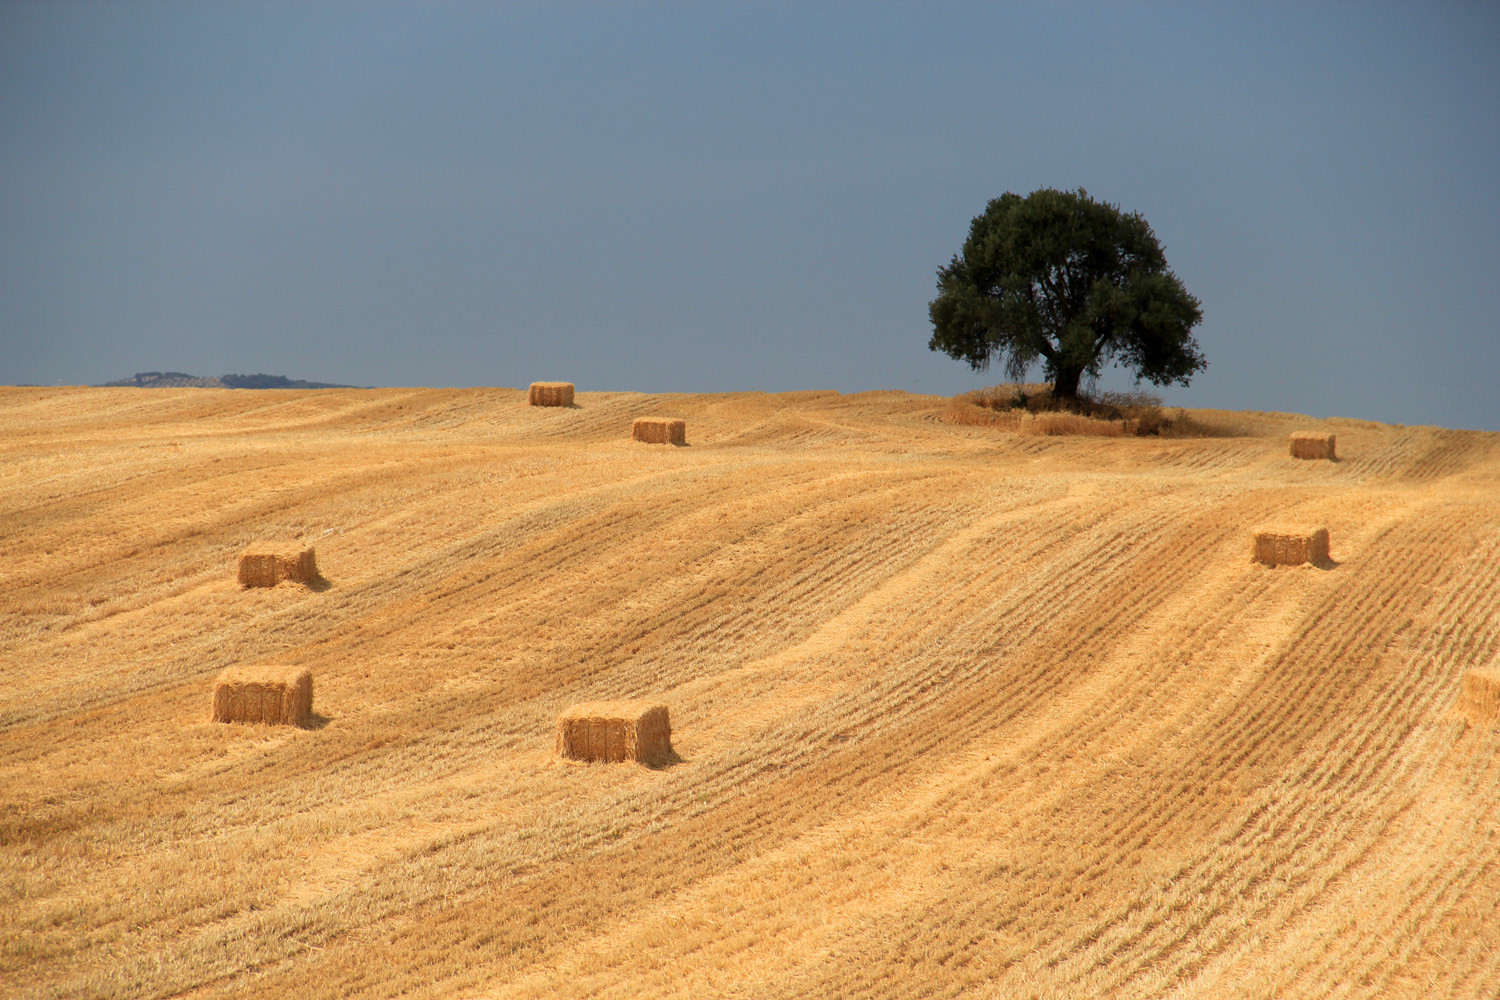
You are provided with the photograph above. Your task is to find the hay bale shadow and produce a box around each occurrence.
[303,574,332,592]
[301,712,333,730]
[643,747,685,770]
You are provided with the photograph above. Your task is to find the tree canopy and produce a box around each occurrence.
[928,188,1205,402]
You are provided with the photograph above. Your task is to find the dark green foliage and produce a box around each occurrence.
[218,373,358,389]
[928,188,1205,401]
[222,373,308,388]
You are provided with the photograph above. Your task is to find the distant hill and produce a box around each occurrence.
[99,371,362,389]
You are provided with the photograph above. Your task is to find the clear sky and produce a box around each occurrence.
[2,2,1497,429]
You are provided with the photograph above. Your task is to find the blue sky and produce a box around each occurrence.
[2,2,1497,429]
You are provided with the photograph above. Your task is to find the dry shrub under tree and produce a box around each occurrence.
[212,666,313,726]
[1252,528,1331,568]
[528,382,575,407]
[237,546,318,587]
[557,701,673,764]
[1289,432,1337,460]
[632,417,687,445]
[941,383,1218,438]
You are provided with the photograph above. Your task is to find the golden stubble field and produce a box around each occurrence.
[3,385,1499,999]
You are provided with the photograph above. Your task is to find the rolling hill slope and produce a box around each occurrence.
[2,386,1498,999]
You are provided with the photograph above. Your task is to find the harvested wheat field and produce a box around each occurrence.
[3,385,1500,999]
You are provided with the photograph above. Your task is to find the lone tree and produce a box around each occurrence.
[928,188,1205,403]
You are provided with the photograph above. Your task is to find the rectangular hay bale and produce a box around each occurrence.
[529,382,575,406]
[237,553,280,587]
[631,417,686,445]
[1252,527,1330,567]
[212,665,313,726]
[278,547,318,583]
[1458,668,1500,725]
[557,700,672,764]
[1289,432,1336,460]
[237,546,317,587]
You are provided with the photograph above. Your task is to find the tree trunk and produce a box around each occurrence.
[1052,365,1083,404]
